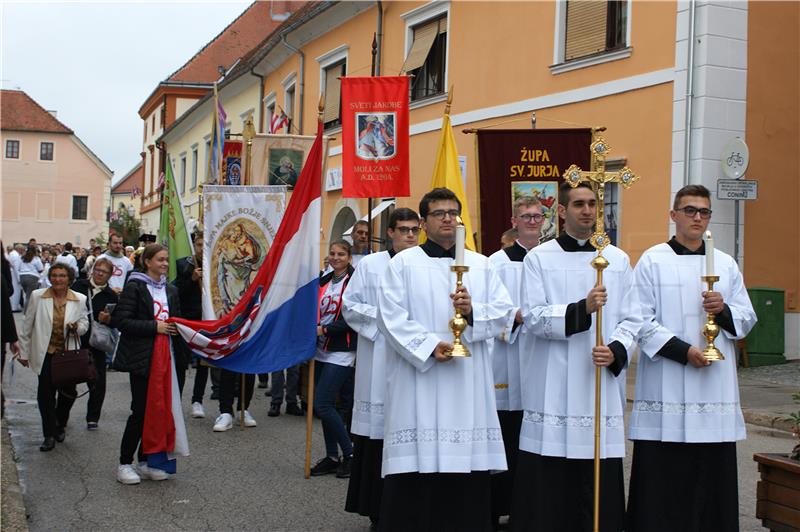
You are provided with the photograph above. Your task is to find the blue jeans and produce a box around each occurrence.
[271,364,300,407]
[314,360,354,459]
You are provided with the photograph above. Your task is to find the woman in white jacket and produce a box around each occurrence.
[18,263,89,452]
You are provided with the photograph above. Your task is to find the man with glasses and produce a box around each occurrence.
[71,258,119,429]
[488,196,543,526]
[513,182,641,531]
[342,207,420,528]
[627,184,756,531]
[377,188,518,531]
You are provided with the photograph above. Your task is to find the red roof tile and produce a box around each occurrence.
[1,90,73,134]
[112,161,144,193]
[167,1,307,84]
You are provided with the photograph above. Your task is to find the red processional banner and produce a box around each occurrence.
[341,76,410,198]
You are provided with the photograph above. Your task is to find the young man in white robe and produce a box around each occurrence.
[377,188,519,532]
[512,182,641,531]
[627,184,757,532]
[488,196,544,525]
[343,207,421,528]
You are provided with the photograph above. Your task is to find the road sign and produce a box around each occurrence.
[721,138,749,179]
[717,179,758,200]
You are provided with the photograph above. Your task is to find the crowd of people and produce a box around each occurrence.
[0,182,757,531]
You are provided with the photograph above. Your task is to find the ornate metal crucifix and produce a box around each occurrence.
[562,130,639,532]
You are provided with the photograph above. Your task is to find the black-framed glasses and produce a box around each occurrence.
[428,209,461,220]
[394,226,421,235]
[517,213,544,223]
[676,206,712,219]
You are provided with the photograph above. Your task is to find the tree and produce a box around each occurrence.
[109,206,141,247]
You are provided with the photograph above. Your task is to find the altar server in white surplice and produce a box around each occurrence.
[377,188,518,532]
[487,195,544,525]
[343,208,420,528]
[512,182,641,532]
[627,185,757,532]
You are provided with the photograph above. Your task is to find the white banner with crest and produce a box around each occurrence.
[202,185,287,319]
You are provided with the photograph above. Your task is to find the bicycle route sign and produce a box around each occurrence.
[717,179,758,201]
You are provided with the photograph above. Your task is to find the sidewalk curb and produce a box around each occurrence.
[742,409,794,434]
[1,418,29,532]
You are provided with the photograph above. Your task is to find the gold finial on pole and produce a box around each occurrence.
[562,128,641,532]
[242,116,256,186]
[444,85,454,115]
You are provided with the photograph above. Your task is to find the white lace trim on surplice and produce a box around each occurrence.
[632,400,739,415]
[523,410,624,429]
[355,400,384,415]
[387,427,503,446]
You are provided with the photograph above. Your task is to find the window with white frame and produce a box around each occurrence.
[285,84,296,131]
[264,92,277,133]
[72,195,88,220]
[204,138,211,181]
[405,15,448,102]
[558,0,628,63]
[180,154,187,194]
[5,140,20,159]
[317,46,348,131]
[40,141,54,161]
[191,146,198,190]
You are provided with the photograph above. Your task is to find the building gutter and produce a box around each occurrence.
[280,32,305,134]
[683,0,697,186]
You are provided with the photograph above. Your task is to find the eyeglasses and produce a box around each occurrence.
[517,213,544,223]
[393,226,420,235]
[676,206,712,219]
[94,269,112,276]
[427,209,461,220]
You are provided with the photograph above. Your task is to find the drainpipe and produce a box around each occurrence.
[251,67,266,133]
[280,32,305,135]
[682,0,697,186]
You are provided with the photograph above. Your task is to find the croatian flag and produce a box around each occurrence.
[171,122,322,374]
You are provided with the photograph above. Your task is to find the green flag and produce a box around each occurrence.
[158,160,193,281]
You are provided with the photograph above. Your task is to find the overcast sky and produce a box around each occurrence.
[1,1,250,183]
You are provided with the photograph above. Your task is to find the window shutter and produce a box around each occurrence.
[565,1,608,61]
[401,18,440,73]
[322,64,342,124]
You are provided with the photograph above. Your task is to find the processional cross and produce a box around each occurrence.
[562,130,639,532]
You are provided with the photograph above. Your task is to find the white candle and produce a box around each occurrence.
[455,225,465,266]
[705,230,714,276]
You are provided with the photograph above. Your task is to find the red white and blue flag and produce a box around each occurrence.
[170,122,323,374]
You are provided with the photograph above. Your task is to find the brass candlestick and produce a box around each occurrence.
[701,275,724,362]
[447,265,471,357]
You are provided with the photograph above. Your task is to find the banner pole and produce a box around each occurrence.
[304,359,316,478]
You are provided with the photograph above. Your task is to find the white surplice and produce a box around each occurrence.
[342,250,392,440]
[378,246,517,476]
[519,239,641,459]
[488,245,526,411]
[631,243,757,442]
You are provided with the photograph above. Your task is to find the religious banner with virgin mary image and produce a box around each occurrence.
[248,134,330,189]
[202,185,287,319]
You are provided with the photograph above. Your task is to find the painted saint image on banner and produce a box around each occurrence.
[511,181,559,243]
[210,218,268,316]
[225,159,242,185]
[356,113,395,160]
[268,148,303,187]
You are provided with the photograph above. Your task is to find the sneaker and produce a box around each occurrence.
[213,413,233,432]
[268,404,281,417]
[191,402,205,419]
[116,464,141,485]
[286,403,304,416]
[310,456,340,476]
[241,410,257,427]
[336,455,352,478]
[137,462,169,481]
[86,422,99,431]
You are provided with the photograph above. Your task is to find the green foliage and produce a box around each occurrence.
[109,208,141,247]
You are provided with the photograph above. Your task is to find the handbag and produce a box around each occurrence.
[88,291,116,352]
[50,330,97,388]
